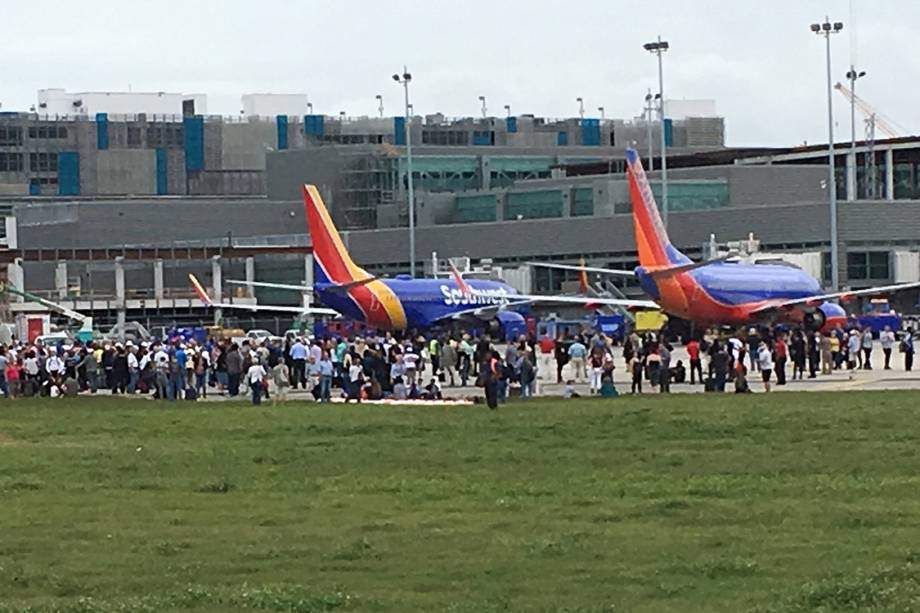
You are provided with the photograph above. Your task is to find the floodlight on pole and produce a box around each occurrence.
[478,95,487,118]
[597,106,605,120]
[393,67,417,277]
[576,97,584,119]
[845,67,866,200]
[644,36,669,228]
[811,17,843,292]
[306,101,313,114]
[375,94,384,118]
[504,104,511,117]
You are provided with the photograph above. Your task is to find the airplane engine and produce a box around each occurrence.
[489,310,527,341]
[803,309,826,332]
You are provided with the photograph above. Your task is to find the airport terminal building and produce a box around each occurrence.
[2,91,919,329]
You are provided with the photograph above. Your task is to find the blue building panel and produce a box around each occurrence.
[183,116,204,171]
[394,116,406,146]
[276,115,289,150]
[472,131,493,146]
[557,131,569,146]
[581,118,600,146]
[664,118,673,147]
[96,113,109,150]
[506,116,517,133]
[304,114,325,137]
[155,148,168,195]
[58,152,80,195]
[29,179,40,196]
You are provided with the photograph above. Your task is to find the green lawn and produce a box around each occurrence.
[2,392,920,612]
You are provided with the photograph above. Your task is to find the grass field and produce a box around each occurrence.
[2,392,920,612]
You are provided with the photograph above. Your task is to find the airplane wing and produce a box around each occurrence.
[226,279,313,291]
[189,275,338,316]
[750,281,920,314]
[514,294,658,309]
[527,262,636,277]
[434,298,537,322]
[226,277,380,294]
[527,253,737,280]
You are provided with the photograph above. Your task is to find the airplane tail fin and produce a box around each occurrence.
[625,148,690,268]
[189,274,213,306]
[577,256,589,294]
[449,262,473,299]
[303,184,372,285]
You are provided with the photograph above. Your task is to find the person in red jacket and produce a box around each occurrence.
[686,338,703,384]
[773,334,788,385]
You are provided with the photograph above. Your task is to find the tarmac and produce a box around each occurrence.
[191,345,918,403]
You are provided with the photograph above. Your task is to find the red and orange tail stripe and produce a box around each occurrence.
[188,274,212,306]
[625,149,671,268]
[302,184,408,329]
[577,257,589,294]
[449,262,473,299]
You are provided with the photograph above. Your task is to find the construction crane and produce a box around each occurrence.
[833,82,903,138]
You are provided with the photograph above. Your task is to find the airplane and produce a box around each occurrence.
[299,184,656,335]
[530,147,920,332]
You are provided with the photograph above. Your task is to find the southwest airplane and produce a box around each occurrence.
[532,147,920,331]
[190,185,655,333]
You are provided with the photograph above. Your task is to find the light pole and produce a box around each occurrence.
[504,104,511,117]
[644,37,669,228]
[306,101,313,114]
[845,66,866,200]
[811,18,843,291]
[393,67,417,277]
[478,95,487,118]
[375,94,384,118]
[597,106,605,120]
[576,97,584,119]
[644,89,657,171]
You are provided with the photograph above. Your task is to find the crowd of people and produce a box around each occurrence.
[0,322,913,403]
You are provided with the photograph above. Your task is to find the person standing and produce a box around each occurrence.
[289,338,308,389]
[246,358,266,405]
[271,359,290,406]
[710,341,729,392]
[686,337,702,385]
[658,342,672,394]
[318,351,334,403]
[847,330,861,372]
[225,344,243,397]
[567,337,587,384]
[773,333,787,385]
[111,345,129,394]
[902,330,915,372]
[880,326,896,370]
[807,332,820,379]
[538,334,556,382]
[481,350,500,410]
[126,344,140,393]
[440,339,458,387]
[346,356,364,403]
[757,341,774,393]
[861,327,874,370]
[791,330,806,381]
[458,335,473,386]
[820,333,832,375]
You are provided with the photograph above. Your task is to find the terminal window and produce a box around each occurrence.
[27,126,67,139]
[847,251,890,280]
[0,126,23,146]
[0,152,24,172]
[29,152,58,172]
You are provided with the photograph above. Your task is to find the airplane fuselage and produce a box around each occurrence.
[316,276,523,331]
[639,261,847,330]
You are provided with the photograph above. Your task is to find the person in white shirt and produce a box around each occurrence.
[246,358,266,405]
[757,342,774,393]
[45,349,65,377]
[127,347,140,393]
[879,326,897,370]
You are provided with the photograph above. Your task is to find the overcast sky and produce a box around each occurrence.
[1,0,916,146]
